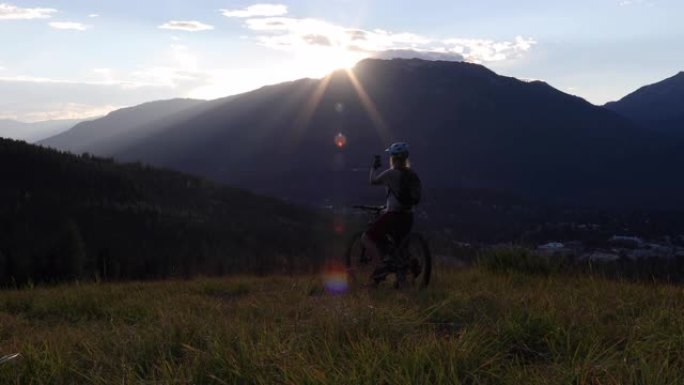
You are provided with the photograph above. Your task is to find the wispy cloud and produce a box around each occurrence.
[221,4,287,18]
[49,21,90,31]
[1,44,206,89]
[0,2,56,20]
[0,74,143,122]
[442,36,536,63]
[619,0,655,6]
[244,17,431,52]
[12,103,121,122]
[0,38,297,121]
[0,74,125,86]
[241,16,535,63]
[88,14,99,18]
[159,20,214,32]
[0,76,201,122]
[0,42,215,121]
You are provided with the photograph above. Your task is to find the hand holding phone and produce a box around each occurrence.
[372,155,381,169]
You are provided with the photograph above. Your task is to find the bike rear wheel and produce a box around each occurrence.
[396,233,432,288]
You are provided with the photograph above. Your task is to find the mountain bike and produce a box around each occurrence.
[345,205,431,288]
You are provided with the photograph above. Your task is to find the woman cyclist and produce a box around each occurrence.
[362,142,419,285]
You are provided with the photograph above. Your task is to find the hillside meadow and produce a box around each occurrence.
[1,265,683,384]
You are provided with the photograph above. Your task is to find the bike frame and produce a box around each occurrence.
[349,205,431,287]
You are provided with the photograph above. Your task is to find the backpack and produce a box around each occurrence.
[391,168,422,207]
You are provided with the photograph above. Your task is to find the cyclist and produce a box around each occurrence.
[361,142,419,285]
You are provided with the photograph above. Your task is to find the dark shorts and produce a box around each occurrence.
[365,211,414,249]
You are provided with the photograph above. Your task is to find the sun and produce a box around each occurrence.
[187,47,367,101]
[296,46,367,79]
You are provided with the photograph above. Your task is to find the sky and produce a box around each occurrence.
[0,0,682,122]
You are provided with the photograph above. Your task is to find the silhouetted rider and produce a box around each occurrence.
[362,142,419,283]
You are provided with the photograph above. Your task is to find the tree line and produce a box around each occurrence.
[0,139,334,285]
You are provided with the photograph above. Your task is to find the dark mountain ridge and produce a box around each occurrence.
[605,71,684,135]
[40,98,207,154]
[41,59,684,211]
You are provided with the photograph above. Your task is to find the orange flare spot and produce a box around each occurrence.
[334,133,347,148]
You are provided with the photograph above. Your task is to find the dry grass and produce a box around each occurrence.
[1,267,684,384]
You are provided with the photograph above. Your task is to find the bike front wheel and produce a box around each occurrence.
[397,233,432,288]
[344,232,375,288]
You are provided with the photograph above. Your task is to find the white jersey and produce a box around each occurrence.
[371,167,413,212]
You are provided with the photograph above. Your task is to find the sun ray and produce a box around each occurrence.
[290,74,332,148]
[344,68,392,143]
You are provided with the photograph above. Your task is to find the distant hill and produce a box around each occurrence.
[0,118,83,142]
[0,138,331,285]
[40,98,207,154]
[605,72,684,135]
[41,59,684,210]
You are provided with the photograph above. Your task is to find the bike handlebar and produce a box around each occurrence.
[352,204,386,212]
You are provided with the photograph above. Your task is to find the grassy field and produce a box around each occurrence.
[1,266,684,384]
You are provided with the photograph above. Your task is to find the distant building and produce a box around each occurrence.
[564,241,585,251]
[536,242,576,258]
[538,242,564,250]
[609,236,644,248]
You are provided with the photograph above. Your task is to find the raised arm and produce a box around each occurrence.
[369,155,385,185]
[370,167,389,185]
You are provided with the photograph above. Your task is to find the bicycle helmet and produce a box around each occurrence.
[385,142,409,158]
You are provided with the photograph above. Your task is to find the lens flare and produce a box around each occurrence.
[334,133,347,148]
[322,261,348,295]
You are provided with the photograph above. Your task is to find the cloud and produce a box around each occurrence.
[1,103,122,122]
[0,75,80,84]
[221,4,287,18]
[371,49,464,62]
[244,17,428,52]
[346,29,367,41]
[0,44,215,121]
[302,34,332,46]
[442,36,536,63]
[159,20,214,32]
[0,3,56,20]
[0,45,206,90]
[240,16,535,63]
[0,76,148,121]
[0,73,203,121]
[88,14,99,18]
[49,21,90,31]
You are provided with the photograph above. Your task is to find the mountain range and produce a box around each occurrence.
[605,71,684,136]
[41,58,684,211]
[0,118,84,143]
[41,99,205,154]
